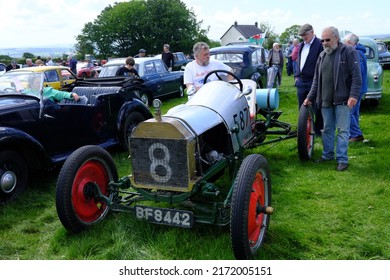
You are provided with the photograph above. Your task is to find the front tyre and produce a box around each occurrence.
[0,151,28,205]
[55,145,118,233]
[230,154,272,260]
[297,104,315,160]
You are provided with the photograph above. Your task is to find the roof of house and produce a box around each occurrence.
[220,21,263,40]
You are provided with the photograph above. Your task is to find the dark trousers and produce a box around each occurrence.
[296,78,323,135]
[287,58,293,76]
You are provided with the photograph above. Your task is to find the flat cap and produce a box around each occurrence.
[298,24,313,36]
[139,49,146,53]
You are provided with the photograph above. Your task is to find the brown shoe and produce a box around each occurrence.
[349,135,364,142]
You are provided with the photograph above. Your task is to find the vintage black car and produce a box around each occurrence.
[210,45,268,89]
[0,71,152,205]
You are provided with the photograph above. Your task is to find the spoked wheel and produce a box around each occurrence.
[230,154,272,260]
[297,104,315,160]
[122,111,146,151]
[55,145,118,233]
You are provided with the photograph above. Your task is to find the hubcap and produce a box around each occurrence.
[1,171,17,193]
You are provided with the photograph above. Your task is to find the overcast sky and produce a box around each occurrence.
[1,0,388,49]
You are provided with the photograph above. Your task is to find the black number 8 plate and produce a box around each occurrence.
[135,205,194,228]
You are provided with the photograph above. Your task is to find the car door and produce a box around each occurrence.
[154,59,177,94]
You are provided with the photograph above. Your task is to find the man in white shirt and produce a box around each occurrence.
[184,42,233,96]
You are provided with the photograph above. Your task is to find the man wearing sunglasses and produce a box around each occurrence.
[303,26,362,172]
[295,23,324,137]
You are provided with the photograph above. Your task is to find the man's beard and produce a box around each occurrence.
[324,44,338,54]
[202,60,209,66]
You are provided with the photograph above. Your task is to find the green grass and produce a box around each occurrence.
[1,69,389,260]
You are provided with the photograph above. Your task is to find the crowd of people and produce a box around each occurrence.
[183,24,368,172]
[3,27,369,172]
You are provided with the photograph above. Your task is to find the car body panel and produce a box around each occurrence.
[210,45,268,88]
[359,37,384,101]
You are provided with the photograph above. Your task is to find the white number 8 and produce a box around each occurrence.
[149,142,172,183]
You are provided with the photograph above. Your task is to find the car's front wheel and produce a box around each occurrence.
[0,150,28,205]
[230,154,272,260]
[56,145,118,233]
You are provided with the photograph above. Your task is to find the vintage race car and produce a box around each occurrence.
[0,71,152,205]
[55,70,314,259]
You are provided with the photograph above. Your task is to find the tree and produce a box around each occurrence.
[75,0,206,58]
[279,25,301,44]
[258,21,278,50]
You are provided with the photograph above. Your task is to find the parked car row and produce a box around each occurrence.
[99,57,184,105]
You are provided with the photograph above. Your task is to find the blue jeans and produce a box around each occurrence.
[350,93,363,138]
[321,105,351,164]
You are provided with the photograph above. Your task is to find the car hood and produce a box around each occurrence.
[0,96,38,111]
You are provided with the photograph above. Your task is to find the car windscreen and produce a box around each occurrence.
[0,72,43,97]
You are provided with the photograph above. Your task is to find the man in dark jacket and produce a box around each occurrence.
[295,23,324,136]
[162,44,175,71]
[268,42,284,86]
[303,26,362,171]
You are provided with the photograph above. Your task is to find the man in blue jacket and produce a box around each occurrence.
[344,33,367,142]
[303,26,362,171]
[295,23,324,136]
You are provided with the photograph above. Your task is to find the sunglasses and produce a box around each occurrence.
[321,38,331,43]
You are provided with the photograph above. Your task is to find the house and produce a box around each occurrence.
[220,21,265,46]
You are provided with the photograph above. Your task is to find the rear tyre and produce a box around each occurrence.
[55,145,118,233]
[298,104,315,160]
[122,111,146,151]
[230,154,272,260]
[0,151,28,205]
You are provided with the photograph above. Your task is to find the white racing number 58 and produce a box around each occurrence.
[148,142,172,183]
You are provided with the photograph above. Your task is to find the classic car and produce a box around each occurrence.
[11,66,77,91]
[359,37,384,106]
[99,57,184,105]
[55,70,315,259]
[209,45,268,89]
[377,41,390,69]
[77,61,102,79]
[0,71,152,205]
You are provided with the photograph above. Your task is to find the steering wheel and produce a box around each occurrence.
[203,69,243,92]
[3,87,16,93]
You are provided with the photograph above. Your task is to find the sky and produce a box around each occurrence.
[1,0,389,49]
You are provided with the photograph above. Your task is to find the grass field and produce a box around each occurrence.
[0,69,389,260]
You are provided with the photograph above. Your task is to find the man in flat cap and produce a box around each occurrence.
[134,48,146,58]
[295,23,324,136]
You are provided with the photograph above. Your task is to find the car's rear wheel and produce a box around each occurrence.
[0,150,28,205]
[122,111,146,151]
[230,154,272,260]
[297,104,315,160]
[141,93,150,106]
[55,145,118,233]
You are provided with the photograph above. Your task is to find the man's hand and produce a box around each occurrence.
[303,98,311,106]
[347,97,357,109]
